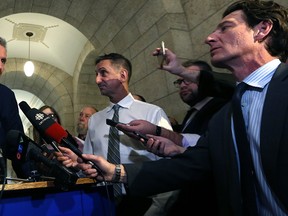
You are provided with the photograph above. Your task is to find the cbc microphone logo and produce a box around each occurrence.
[35,113,45,121]
[34,112,50,127]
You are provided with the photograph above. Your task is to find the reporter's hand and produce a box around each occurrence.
[146,135,186,157]
[117,119,157,136]
[55,146,79,168]
[79,154,116,182]
[152,48,199,82]
[153,48,185,75]
[116,120,156,134]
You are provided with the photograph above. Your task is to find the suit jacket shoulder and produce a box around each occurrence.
[182,97,229,134]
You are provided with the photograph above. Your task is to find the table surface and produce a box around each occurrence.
[0,178,97,191]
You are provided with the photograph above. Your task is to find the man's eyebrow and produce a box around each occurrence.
[217,20,232,27]
[96,67,106,72]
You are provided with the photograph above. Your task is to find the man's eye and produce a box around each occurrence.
[1,58,6,64]
[220,26,227,31]
[97,69,107,76]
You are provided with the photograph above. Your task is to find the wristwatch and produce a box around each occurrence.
[114,164,121,182]
[156,125,162,136]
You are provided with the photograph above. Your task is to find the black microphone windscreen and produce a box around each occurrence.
[28,147,78,190]
[28,147,53,168]
[19,104,60,139]
[4,130,44,161]
[19,101,31,114]
[4,130,29,161]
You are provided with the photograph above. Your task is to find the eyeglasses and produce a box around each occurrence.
[48,113,57,121]
[173,79,192,88]
[0,58,6,64]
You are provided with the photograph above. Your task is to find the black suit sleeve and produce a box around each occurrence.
[199,70,235,100]
[123,136,211,197]
[0,85,24,148]
[0,84,25,178]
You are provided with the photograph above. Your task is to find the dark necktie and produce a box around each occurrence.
[107,104,122,197]
[181,108,196,132]
[232,82,257,215]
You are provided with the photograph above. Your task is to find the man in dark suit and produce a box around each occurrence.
[0,36,24,182]
[168,60,233,215]
[57,1,288,215]
[173,60,233,134]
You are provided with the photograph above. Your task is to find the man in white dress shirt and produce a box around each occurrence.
[83,53,177,216]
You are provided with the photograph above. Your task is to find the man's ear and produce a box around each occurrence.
[119,69,129,82]
[253,20,273,42]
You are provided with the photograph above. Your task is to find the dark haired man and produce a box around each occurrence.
[173,59,233,134]
[83,53,177,215]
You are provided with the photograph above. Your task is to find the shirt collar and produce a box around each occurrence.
[242,59,281,89]
[108,93,134,112]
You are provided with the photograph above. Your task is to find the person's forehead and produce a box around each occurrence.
[220,10,245,24]
[96,59,112,68]
[42,108,53,114]
[82,107,96,114]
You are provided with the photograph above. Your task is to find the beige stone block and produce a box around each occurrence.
[113,20,140,53]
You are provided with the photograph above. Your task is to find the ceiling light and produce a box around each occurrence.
[24,32,34,77]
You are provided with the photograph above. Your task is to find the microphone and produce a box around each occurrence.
[46,125,102,172]
[4,130,78,190]
[19,101,101,172]
[19,101,77,150]
[28,147,78,190]
[19,101,63,152]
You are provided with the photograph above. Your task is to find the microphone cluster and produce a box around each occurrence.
[3,101,88,190]
[4,130,78,191]
[6,101,104,189]
[18,101,101,173]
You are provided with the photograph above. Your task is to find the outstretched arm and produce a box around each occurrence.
[145,135,186,157]
[116,119,183,147]
[153,48,201,82]
[79,154,128,183]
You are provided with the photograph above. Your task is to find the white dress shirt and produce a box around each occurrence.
[83,93,172,163]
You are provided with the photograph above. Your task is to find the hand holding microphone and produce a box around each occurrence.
[54,146,79,168]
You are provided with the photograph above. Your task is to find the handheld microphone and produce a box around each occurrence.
[46,125,102,172]
[4,130,78,190]
[19,101,101,172]
[19,101,63,152]
[28,147,78,190]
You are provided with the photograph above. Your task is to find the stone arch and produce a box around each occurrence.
[0,0,207,124]
[2,58,74,132]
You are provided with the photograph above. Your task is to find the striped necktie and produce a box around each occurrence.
[107,104,122,197]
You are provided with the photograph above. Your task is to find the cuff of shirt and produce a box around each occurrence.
[182,133,201,148]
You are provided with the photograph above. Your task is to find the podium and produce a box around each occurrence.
[0,178,115,216]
